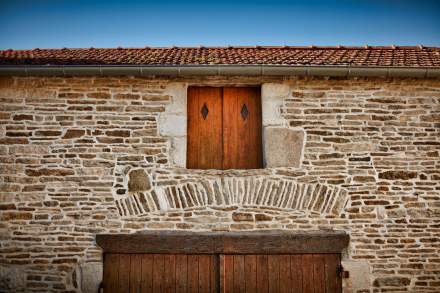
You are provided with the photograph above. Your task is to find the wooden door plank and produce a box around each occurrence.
[290,255,303,293]
[187,87,223,169]
[175,254,188,293]
[130,254,142,293]
[324,254,341,293]
[222,87,262,169]
[302,255,314,293]
[187,255,199,293]
[222,255,234,293]
[267,255,280,293]
[104,254,119,293]
[279,255,291,293]
[141,254,153,293]
[163,254,176,293]
[233,255,245,293]
[312,254,326,293]
[153,255,165,292]
[245,87,263,169]
[118,253,130,293]
[244,255,257,293]
[198,255,211,293]
[256,255,268,293]
[210,255,218,293]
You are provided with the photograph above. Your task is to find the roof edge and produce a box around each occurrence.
[0,65,439,78]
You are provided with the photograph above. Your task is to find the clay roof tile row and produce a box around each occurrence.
[1,46,440,67]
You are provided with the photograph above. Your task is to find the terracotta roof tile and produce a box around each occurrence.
[1,46,440,67]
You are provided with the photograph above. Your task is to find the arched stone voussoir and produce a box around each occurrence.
[115,177,348,218]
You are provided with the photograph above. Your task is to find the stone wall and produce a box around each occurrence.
[0,76,439,292]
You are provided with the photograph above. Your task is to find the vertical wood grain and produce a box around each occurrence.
[222,255,234,293]
[104,254,119,293]
[104,252,341,293]
[118,254,130,293]
[256,255,268,293]
[153,255,165,292]
[325,254,342,293]
[198,255,211,293]
[175,254,188,293]
[163,254,176,293]
[313,254,326,293]
[222,87,262,169]
[141,254,153,293]
[210,255,218,293]
[187,86,223,169]
[187,255,199,293]
[129,254,142,293]
[279,255,291,293]
[233,255,245,292]
[244,255,257,293]
[302,255,314,293]
[290,255,303,293]
[267,255,280,293]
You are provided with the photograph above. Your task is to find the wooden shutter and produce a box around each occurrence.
[187,86,262,169]
[187,87,223,169]
[223,87,262,169]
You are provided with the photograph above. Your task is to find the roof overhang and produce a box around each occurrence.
[0,65,439,78]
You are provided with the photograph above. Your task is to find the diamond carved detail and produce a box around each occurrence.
[201,103,209,120]
[240,104,249,120]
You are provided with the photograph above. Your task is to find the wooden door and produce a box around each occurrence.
[103,253,218,293]
[222,87,262,169]
[187,86,262,170]
[220,254,341,293]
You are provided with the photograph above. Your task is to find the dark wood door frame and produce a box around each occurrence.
[97,230,348,254]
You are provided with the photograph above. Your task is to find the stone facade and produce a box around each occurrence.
[0,75,439,292]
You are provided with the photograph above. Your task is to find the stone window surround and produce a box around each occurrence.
[158,82,306,169]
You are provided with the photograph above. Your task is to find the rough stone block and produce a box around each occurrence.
[0,265,25,291]
[379,170,417,180]
[128,169,151,192]
[263,127,304,168]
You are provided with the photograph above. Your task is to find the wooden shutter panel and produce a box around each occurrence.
[223,87,262,169]
[187,87,223,169]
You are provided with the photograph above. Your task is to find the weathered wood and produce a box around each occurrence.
[187,86,223,169]
[129,254,142,293]
[244,255,257,293]
[222,87,262,169]
[103,254,119,293]
[325,254,341,293]
[97,230,349,254]
[140,254,153,293]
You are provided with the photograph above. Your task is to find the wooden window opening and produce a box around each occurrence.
[187,86,263,170]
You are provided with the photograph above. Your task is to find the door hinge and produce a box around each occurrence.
[337,265,349,278]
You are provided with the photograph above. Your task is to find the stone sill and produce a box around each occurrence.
[96,230,349,254]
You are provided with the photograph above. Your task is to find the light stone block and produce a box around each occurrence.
[158,114,186,137]
[263,127,305,168]
[261,83,289,126]
[170,136,187,167]
[341,260,370,292]
[80,262,103,293]
[160,82,188,168]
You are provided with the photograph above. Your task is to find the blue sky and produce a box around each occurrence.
[0,0,439,49]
